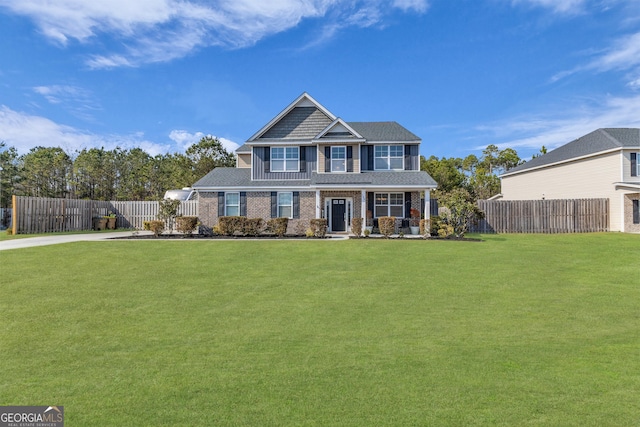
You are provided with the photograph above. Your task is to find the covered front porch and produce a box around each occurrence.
[315,189,433,234]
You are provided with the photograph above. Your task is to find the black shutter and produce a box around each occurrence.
[347,146,353,172]
[218,192,225,217]
[325,146,331,172]
[293,192,300,219]
[404,192,412,218]
[299,147,306,172]
[240,192,247,217]
[271,192,278,218]
[632,153,637,177]
[368,145,374,170]
[633,200,640,224]
[368,192,374,218]
[404,145,411,170]
[264,147,270,173]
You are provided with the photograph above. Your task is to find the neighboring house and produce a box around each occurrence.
[499,128,640,232]
[192,92,437,234]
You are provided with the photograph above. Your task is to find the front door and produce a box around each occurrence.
[331,199,346,232]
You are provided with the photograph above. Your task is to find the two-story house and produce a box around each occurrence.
[499,128,640,232]
[192,93,437,234]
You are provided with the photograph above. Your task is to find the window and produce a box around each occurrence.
[632,153,639,177]
[271,147,299,172]
[225,192,240,216]
[331,146,346,172]
[374,193,404,217]
[278,192,293,218]
[374,145,404,170]
[633,199,640,224]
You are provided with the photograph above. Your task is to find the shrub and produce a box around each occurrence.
[309,219,327,238]
[218,216,245,236]
[266,218,289,237]
[148,220,165,237]
[378,216,396,238]
[363,228,370,238]
[351,217,363,237]
[243,218,264,236]
[419,219,431,238]
[5,228,13,236]
[305,228,314,238]
[143,221,152,231]
[158,198,181,230]
[176,216,198,237]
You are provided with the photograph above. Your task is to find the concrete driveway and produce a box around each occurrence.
[0,231,149,251]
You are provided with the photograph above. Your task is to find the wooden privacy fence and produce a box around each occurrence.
[11,196,198,234]
[470,199,609,233]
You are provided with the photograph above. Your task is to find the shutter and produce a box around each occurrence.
[347,146,353,172]
[405,192,412,218]
[299,147,306,172]
[293,192,300,219]
[634,200,640,224]
[632,153,637,177]
[240,192,247,217]
[264,147,270,173]
[218,192,225,217]
[404,145,411,170]
[271,192,278,218]
[368,145,374,170]
[367,192,374,218]
[325,146,331,172]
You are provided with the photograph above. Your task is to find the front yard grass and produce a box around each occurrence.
[1,233,639,426]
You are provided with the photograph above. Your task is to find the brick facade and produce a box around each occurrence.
[623,193,640,233]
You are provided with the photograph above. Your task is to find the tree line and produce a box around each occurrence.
[0,136,235,208]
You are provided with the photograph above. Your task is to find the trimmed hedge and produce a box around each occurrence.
[351,217,362,237]
[176,216,199,236]
[378,216,396,238]
[148,220,165,237]
[419,218,431,238]
[243,218,264,236]
[266,218,289,237]
[309,219,327,238]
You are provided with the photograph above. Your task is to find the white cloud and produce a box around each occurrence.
[169,130,240,153]
[32,85,101,121]
[0,0,430,68]
[474,94,640,155]
[0,105,170,156]
[511,0,587,13]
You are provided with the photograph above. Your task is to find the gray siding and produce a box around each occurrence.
[253,146,317,180]
[260,107,333,140]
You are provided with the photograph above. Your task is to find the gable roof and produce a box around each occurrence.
[313,118,365,142]
[502,128,640,177]
[247,92,336,142]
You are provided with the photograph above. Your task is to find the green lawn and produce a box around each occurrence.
[1,234,639,426]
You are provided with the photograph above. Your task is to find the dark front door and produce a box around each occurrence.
[331,199,346,232]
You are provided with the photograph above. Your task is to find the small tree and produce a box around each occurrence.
[438,188,484,238]
[158,198,181,231]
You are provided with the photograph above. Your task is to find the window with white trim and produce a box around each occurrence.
[331,146,346,172]
[271,147,299,172]
[374,145,404,170]
[374,193,404,217]
[632,152,639,177]
[225,192,240,216]
[278,192,293,219]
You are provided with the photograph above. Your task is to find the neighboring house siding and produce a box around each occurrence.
[501,152,622,230]
[253,146,317,180]
[260,107,333,140]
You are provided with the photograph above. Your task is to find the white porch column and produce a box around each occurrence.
[361,190,366,224]
[316,190,321,218]
[424,189,431,220]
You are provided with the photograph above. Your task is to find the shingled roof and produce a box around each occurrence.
[502,128,640,177]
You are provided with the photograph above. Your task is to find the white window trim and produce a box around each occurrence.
[271,146,300,172]
[374,145,404,171]
[331,146,347,173]
[278,191,294,219]
[374,192,404,218]
[225,192,240,216]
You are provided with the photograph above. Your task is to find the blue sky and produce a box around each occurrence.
[1,0,640,161]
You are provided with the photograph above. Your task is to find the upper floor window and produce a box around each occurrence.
[331,146,346,172]
[632,153,639,177]
[375,145,403,170]
[225,192,240,216]
[271,147,299,172]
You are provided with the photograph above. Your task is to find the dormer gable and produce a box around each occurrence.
[247,92,336,143]
[313,118,366,143]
